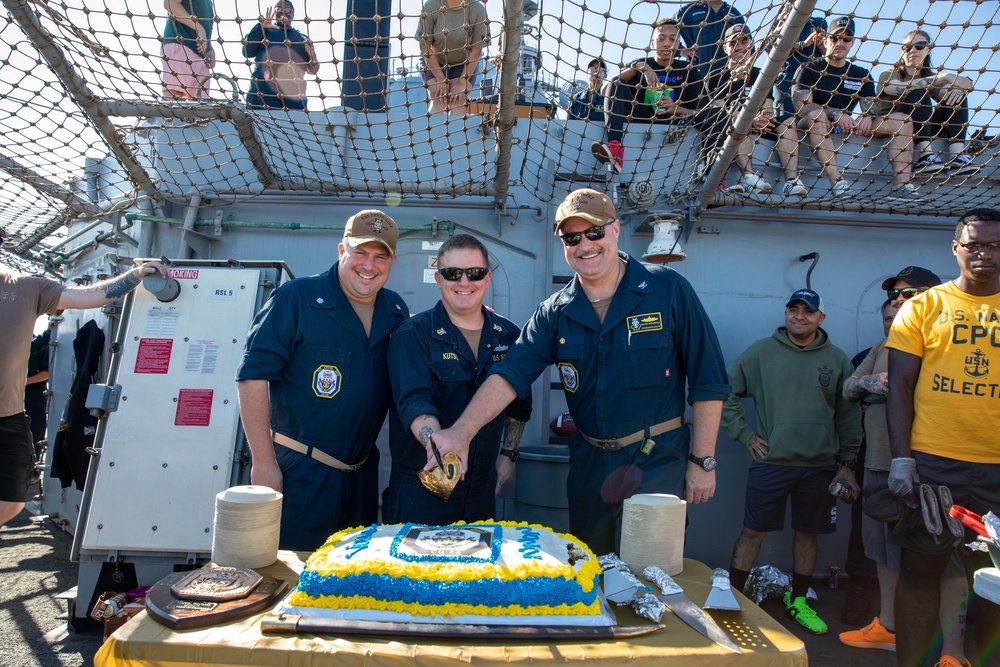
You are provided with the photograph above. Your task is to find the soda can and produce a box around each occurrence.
[829,566,842,590]
[829,481,855,503]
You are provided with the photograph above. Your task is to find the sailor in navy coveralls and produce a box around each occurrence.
[236,210,408,551]
[384,234,531,524]
[429,190,730,555]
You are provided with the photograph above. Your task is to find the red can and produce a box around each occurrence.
[829,566,842,590]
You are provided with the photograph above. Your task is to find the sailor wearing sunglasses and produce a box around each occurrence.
[428,188,730,556]
[385,234,531,524]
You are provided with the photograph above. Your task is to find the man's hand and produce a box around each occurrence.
[427,78,448,102]
[250,457,283,492]
[427,428,471,479]
[447,78,471,107]
[745,433,769,459]
[888,457,919,504]
[194,23,208,55]
[860,372,889,397]
[137,260,168,279]
[831,465,860,500]
[260,6,276,30]
[685,465,715,504]
[204,48,215,69]
[654,94,679,117]
[852,114,873,137]
[495,455,514,495]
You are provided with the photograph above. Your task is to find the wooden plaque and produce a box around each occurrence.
[146,571,288,630]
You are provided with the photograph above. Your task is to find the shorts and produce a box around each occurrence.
[420,60,481,89]
[0,413,36,502]
[743,461,838,534]
[861,469,901,568]
[893,451,1000,577]
[161,42,212,99]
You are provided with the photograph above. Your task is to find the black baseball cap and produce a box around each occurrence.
[587,58,606,71]
[880,266,942,291]
[829,16,855,36]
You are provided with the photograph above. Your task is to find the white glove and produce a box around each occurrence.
[888,457,919,503]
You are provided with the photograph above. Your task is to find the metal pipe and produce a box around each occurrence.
[137,198,156,257]
[0,154,99,214]
[96,100,277,188]
[492,0,525,206]
[177,195,202,259]
[124,212,456,234]
[44,219,138,266]
[696,0,818,210]
[14,209,74,255]
[1,0,158,200]
[46,217,112,252]
[698,207,955,231]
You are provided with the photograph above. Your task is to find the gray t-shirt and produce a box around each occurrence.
[0,268,62,417]
[416,0,489,68]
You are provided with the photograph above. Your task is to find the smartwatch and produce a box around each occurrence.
[688,454,717,471]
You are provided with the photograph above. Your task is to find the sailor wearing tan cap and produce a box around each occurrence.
[236,210,409,551]
[429,189,730,555]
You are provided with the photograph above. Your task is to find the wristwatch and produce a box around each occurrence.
[499,448,520,462]
[839,458,857,469]
[688,454,717,471]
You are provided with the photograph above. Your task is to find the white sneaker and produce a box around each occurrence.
[832,180,853,197]
[947,153,979,176]
[778,177,808,197]
[734,172,772,194]
[914,153,946,174]
[886,183,922,202]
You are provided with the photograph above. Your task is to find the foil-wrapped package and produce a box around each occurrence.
[711,568,732,589]
[642,565,683,596]
[598,553,630,572]
[743,565,817,605]
[630,591,667,623]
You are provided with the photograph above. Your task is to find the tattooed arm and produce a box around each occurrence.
[57,261,167,310]
[843,372,889,402]
[495,417,526,494]
[410,414,444,468]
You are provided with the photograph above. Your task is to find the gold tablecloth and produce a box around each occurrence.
[95,552,806,667]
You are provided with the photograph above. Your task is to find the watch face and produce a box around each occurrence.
[702,456,717,471]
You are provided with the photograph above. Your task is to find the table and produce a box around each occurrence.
[95,552,806,667]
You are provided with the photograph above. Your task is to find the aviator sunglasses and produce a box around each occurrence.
[438,266,489,281]
[559,222,613,247]
[902,41,931,52]
[825,33,854,44]
[887,287,927,300]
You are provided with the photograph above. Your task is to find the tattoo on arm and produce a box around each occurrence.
[843,376,867,401]
[859,97,876,115]
[418,425,434,447]
[859,374,886,394]
[502,418,525,450]
[101,270,141,300]
[791,87,811,103]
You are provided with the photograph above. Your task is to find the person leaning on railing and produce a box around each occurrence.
[416,0,489,116]
[875,29,978,176]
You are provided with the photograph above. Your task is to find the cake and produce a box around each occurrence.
[288,521,602,618]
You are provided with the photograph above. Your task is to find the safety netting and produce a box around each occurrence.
[1,0,998,270]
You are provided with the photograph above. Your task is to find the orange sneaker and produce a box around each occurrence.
[934,656,972,667]
[838,617,896,650]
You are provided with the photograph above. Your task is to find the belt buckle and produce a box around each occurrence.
[596,438,620,452]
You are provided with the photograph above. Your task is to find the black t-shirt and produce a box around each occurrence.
[793,59,875,113]
[624,57,707,111]
[706,65,774,111]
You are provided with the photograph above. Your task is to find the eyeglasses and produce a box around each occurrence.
[956,240,1000,254]
[825,34,854,43]
[902,41,931,52]
[887,287,927,300]
[559,222,613,247]
[438,266,489,281]
[587,66,606,73]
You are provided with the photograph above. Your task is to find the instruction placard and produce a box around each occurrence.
[174,389,214,426]
[135,338,173,374]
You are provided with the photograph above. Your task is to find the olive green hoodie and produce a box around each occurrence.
[722,327,861,466]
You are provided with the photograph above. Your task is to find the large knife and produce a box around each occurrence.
[644,566,742,654]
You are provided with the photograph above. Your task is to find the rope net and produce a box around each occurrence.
[1,0,998,270]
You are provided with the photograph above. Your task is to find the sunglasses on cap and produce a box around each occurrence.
[559,222,612,247]
[438,266,489,281]
[887,287,928,300]
[902,41,931,52]
[825,33,854,43]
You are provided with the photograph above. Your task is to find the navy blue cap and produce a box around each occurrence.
[829,15,855,36]
[786,289,825,314]
[881,266,942,291]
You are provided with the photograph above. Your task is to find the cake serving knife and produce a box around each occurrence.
[644,566,742,654]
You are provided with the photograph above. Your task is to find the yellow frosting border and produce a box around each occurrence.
[306,521,602,594]
[288,591,603,617]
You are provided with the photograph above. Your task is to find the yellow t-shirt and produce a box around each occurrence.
[887,281,1000,463]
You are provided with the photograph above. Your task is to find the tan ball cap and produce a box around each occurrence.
[343,209,398,256]
[554,189,617,234]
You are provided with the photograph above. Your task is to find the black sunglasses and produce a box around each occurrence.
[438,266,489,281]
[887,287,927,300]
[902,41,931,52]
[560,222,612,247]
[825,34,854,43]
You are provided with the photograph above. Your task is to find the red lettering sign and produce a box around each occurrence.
[135,338,173,374]
[168,269,199,279]
[175,389,214,426]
